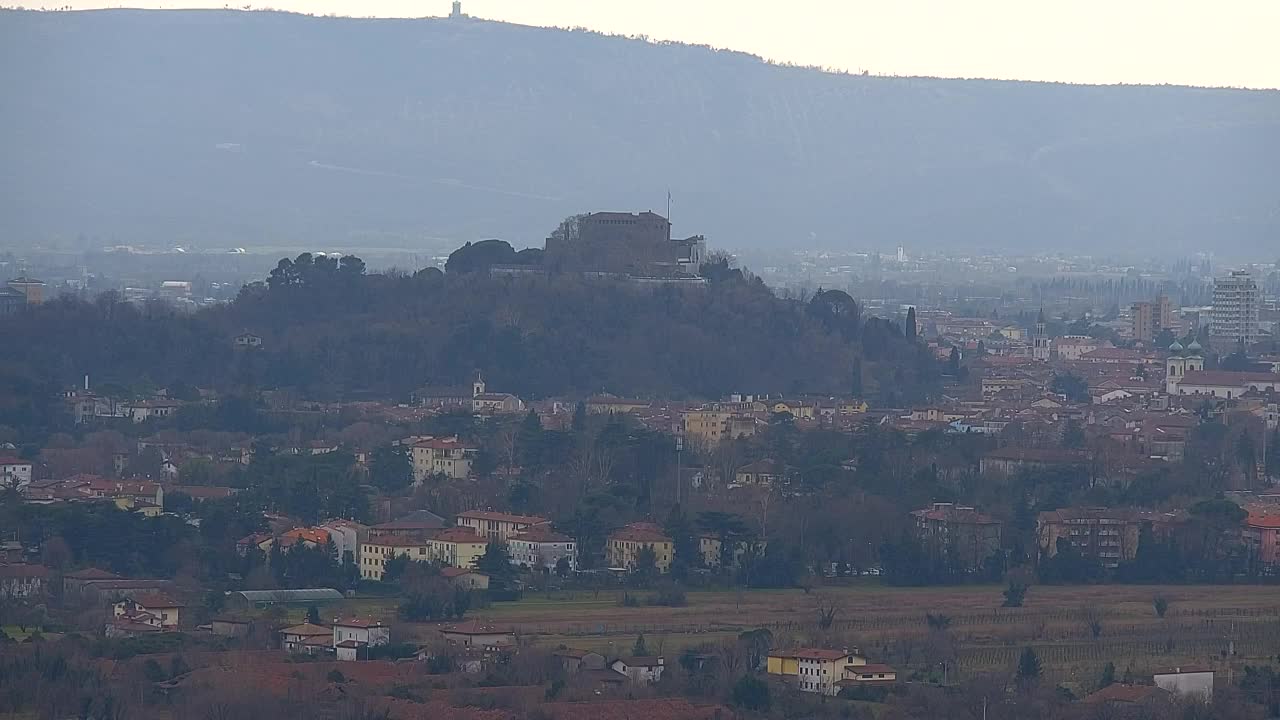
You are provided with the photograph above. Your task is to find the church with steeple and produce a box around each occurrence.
[1032,309,1051,361]
[1164,338,1204,394]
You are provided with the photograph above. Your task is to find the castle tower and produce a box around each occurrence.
[450,1,463,19]
[1033,308,1050,361]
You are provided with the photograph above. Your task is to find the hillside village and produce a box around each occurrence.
[2,269,1280,718]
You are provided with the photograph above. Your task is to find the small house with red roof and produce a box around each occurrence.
[113,593,183,629]
[440,566,490,590]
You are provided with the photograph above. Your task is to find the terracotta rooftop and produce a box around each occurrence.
[770,648,850,661]
[1179,370,1280,386]
[457,509,549,525]
[510,527,574,543]
[126,592,183,608]
[1082,683,1168,704]
[610,522,673,544]
[280,623,332,636]
[434,528,490,543]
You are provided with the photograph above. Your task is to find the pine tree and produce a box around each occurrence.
[1098,661,1116,689]
[632,633,649,657]
[1017,647,1042,684]
[306,604,321,625]
[851,358,864,397]
[905,307,918,341]
[572,401,587,433]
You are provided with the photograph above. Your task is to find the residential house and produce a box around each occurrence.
[359,536,432,581]
[0,564,49,599]
[507,527,577,572]
[610,657,665,684]
[1037,507,1184,568]
[681,409,757,448]
[277,527,330,551]
[410,437,476,482]
[1082,684,1170,708]
[430,528,488,569]
[911,503,1002,572]
[732,459,786,487]
[0,457,33,491]
[456,509,549,541]
[122,400,181,423]
[1153,667,1214,699]
[318,519,368,566]
[767,648,868,696]
[438,620,516,650]
[280,622,334,655]
[836,663,898,690]
[369,515,444,540]
[113,593,183,629]
[332,617,390,661]
[1243,511,1280,567]
[237,533,275,557]
[440,567,490,590]
[698,536,763,569]
[608,522,674,573]
[209,616,253,638]
[554,649,607,674]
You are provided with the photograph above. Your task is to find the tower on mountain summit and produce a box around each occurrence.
[450,1,465,19]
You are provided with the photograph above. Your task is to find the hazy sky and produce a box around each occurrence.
[52,0,1280,89]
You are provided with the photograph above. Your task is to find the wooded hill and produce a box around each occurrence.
[0,258,936,422]
[2,9,1278,255]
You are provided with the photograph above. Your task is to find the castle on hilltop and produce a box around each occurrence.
[543,211,707,279]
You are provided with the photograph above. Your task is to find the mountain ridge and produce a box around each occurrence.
[2,9,1278,257]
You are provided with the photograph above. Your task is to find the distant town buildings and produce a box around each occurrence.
[1211,270,1260,349]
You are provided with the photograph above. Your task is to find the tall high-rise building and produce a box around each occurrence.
[1211,271,1259,349]
[1131,294,1176,343]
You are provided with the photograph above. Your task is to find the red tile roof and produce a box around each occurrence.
[280,623,332,636]
[457,509,549,525]
[609,523,672,544]
[1179,370,1280,386]
[1082,683,1167,704]
[510,527,574,543]
[433,528,489,544]
[0,563,50,578]
[126,592,183,608]
[770,648,849,661]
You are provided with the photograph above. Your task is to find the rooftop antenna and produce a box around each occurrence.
[666,189,672,239]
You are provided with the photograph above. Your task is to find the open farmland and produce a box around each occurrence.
[408,583,1280,687]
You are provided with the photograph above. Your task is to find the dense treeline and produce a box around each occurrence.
[0,255,936,415]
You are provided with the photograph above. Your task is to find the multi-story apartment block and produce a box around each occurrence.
[1212,270,1260,349]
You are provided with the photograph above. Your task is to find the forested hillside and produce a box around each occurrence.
[0,258,935,423]
[2,9,1278,254]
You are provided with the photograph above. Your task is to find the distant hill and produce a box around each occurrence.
[2,9,1278,256]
